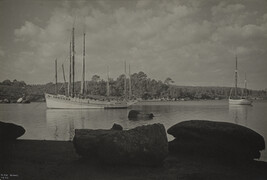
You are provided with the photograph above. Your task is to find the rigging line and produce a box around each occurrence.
[73,16,77,28]
[82,16,86,33]
[58,83,65,92]
[61,52,69,65]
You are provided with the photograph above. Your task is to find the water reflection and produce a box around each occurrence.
[2,101,266,161]
[228,105,251,127]
[46,109,82,141]
[45,108,130,140]
[45,103,254,140]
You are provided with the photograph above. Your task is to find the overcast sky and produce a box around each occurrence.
[0,0,267,90]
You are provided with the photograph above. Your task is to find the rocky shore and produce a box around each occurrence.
[1,120,267,180]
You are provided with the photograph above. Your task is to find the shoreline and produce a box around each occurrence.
[1,98,266,104]
[1,140,267,180]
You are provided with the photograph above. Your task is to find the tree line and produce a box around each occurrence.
[0,71,266,102]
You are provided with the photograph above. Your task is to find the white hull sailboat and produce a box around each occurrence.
[45,27,137,109]
[45,93,137,109]
[228,98,252,105]
[228,56,252,105]
[45,94,107,109]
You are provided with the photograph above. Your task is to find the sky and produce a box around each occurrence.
[0,0,267,90]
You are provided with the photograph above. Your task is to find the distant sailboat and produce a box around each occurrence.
[45,27,137,109]
[228,56,252,105]
[104,62,138,109]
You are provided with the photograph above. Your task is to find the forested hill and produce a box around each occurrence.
[0,72,266,102]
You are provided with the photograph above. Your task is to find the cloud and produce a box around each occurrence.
[0,47,5,57]
[241,24,267,39]
[14,21,43,40]
[7,0,267,89]
[136,0,153,9]
[212,2,245,15]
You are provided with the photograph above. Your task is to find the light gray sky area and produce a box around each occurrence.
[0,0,266,90]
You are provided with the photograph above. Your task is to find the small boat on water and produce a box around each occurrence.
[45,26,137,109]
[228,56,252,105]
[17,97,23,103]
[229,98,252,105]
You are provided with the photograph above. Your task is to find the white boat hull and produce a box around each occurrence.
[228,98,252,105]
[104,100,138,109]
[45,93,137,109]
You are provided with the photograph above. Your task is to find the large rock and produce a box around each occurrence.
[98,124,168,166]
[73,129,117,157]
[128,110,154,120]
[73,124,122,157]
[73,123,168,166]
[0,121,25,141]
[167,120,265,160]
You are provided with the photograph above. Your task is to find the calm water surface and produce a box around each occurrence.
[1,100,267,161]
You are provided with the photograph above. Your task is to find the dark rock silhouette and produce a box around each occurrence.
[98,123,168,166]
[73,123,168,166]
[111,123,123,130]
[0,121,25,141]
[167,120,265,161]
[128,110,154,120]
[73,129,114,156]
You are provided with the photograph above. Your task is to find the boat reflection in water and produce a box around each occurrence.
[46,109,85,141]
[228,104,251,127]
[45,108,131,141]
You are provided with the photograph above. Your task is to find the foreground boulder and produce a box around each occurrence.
[0,121,25,141]
[73,129,114,156]
[167,120,265,160]
[73,123,168,166]
[73,124,122,156]
[128,110,154,120]
[98,124,168,166]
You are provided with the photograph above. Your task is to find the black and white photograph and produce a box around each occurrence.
[1,0,267,179]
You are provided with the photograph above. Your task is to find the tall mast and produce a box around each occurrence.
[244,73,247,90]
[62,64,66,95]
[129,64,132,99]
[235,55,238,97]
[81,32,85,95]
[72,27,75,98]
[107,66,110,97]
[124,60,127,100]
[244,73,247,97]
[68,41,72,97]
[55,59,58,94]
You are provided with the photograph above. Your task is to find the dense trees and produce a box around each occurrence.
[1,79,26,87]
[0,79,27,102]
[0,73,266,102]
[164,77,174,85]
[91,75,100,82]
[81,72,266,100]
